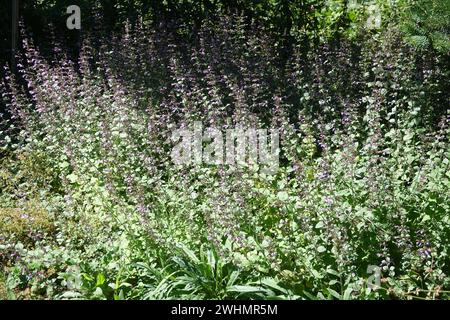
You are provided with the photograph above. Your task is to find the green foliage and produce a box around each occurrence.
[0,273,9,299]
[131,245,246,299]
[399,0,450,53]
[1,2,449,301]
[0,202,54,246]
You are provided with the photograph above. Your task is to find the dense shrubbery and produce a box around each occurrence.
[400,0,450,53]
[0,5,449,300]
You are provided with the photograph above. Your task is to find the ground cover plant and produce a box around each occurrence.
[0,0,449,300]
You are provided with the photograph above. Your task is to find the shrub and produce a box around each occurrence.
[0,12,449,300]
[0,201,54,248]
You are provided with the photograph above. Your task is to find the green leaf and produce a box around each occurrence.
[303,291,319,300]
[226,271,240,288]
[96,273,106,287]
[180,245,200,264]
[327,288,342,300]
[67,174,78,184]
[260,278,289,294]
[326,268,340,277]
[343,287,353,300]
[277,191,289,201]
[228,285,264,293]
[60,291,83,299]
[317,246,327,253]
[59,161,70,169]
